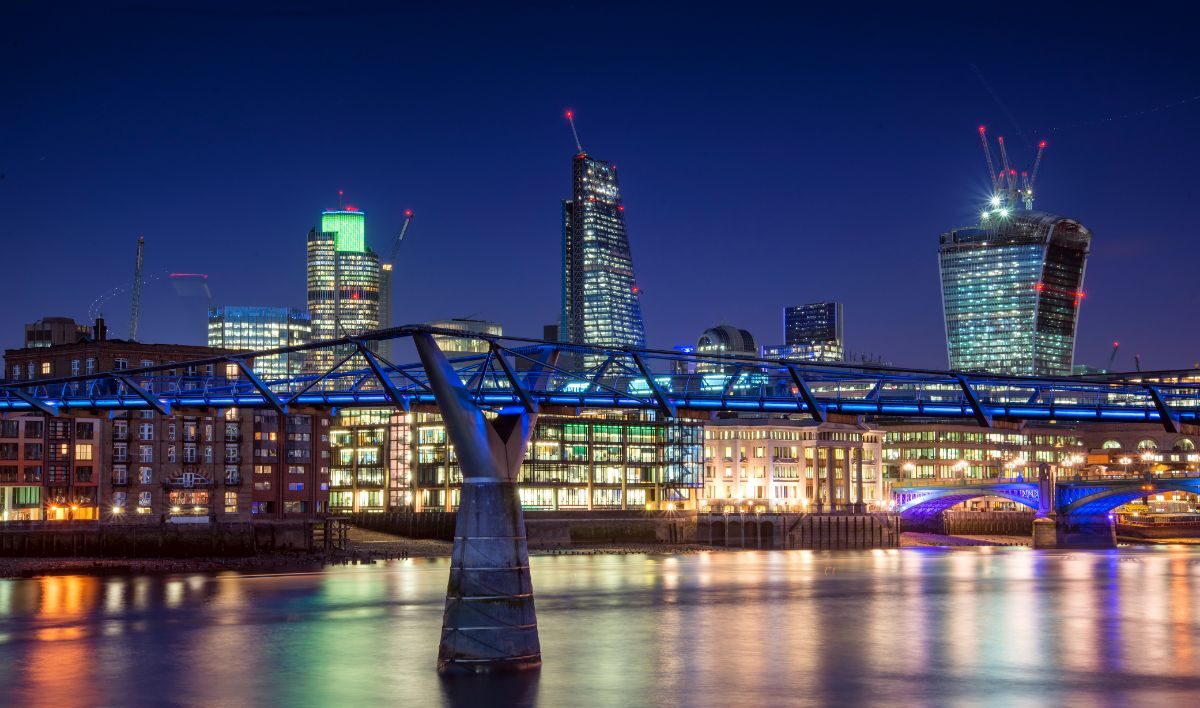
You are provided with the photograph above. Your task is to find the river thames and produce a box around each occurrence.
[1,547,1199,707]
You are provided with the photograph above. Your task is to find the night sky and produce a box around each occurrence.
[3,3,1198,370]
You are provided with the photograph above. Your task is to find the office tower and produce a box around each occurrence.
[695,325,757,374]
[939,212,1090,376]
[412,409,703,511]
[561,152,646,360]
[939,126,1092,376]
[206,306,312,379]
[425,318,503,356]
[766,302,845,363]
[306,208,382,373]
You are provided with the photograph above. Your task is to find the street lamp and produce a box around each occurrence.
[1119,457,1132,476]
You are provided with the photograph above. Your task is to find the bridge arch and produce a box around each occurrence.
[895,484,1040,519]
[1062,479,1200,515]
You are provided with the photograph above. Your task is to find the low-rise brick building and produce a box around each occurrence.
[2,319,330,523]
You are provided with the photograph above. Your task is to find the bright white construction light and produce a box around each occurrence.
[990,195,1002,207]
[981,210,990,220]
[998,208,1010,218]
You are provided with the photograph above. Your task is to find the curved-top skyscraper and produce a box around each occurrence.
[939,211,1091,377]
[939,128,1091,377]
[561,150,646,357]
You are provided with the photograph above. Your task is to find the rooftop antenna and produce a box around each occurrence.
[565,110,584,154]
[338,189,345,209]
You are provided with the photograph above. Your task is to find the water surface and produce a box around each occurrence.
[1,548,1199,707]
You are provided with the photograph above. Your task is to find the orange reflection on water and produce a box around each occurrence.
[26,576,100,705]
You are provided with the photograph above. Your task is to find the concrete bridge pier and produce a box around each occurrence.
[1033,514,1116,549]
[1030,463,1116,549]
[415,333,552,674]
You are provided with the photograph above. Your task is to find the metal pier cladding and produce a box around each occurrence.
[4,325,1200,670]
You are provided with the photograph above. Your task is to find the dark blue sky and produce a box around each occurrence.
[3,2,1198,370]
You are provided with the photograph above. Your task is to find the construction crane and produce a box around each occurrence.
[387,209,414,265]
[977,128,1049,213]
[378,210,414,360]
[129,236,145,341]
[977,126,999,194]
[1107,341,1120,372]
[566,110,584,154]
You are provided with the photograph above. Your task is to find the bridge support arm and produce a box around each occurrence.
[114,375,171,416]
[413,333,541,674]
[629,351,676,417]
[232,361,283,415]
[9,388,59,417]
[354,343,410,412]
[957,376,993,428]
[1145,385,1181,434]
[786,365,825,423]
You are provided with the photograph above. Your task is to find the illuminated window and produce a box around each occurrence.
[74,443,93,461]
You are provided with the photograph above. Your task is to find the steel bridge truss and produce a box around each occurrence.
[2,326,1199,429]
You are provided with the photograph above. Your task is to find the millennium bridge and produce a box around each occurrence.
[4,326,1200,672]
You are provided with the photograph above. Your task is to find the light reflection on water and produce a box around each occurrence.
[0,548,1199,707]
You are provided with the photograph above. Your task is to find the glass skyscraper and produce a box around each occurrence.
[771,302,844,363]
[306,209,382,373]
[939,212,1091,376]
[207,306,311,379]
[561,153,646,358]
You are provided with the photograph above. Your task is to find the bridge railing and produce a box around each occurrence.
[892,476,1030,488]
[4,326,1200,425]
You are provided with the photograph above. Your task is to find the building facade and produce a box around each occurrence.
[881,421,1086,510]
[306,208,382,373]
[561,152,646,359]
[207,306,311,379]
[2,330,330,522]
[939,211,1091,376]
[426,318,503,356]
[413,410,703,511]
[250,411,332,517]
[702,417,884,512]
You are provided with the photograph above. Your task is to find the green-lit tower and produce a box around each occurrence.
[306,208,381,373]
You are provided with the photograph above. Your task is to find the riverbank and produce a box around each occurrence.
[901,532,1030,547]
[0,553,326,579]
[0,529,1076,578]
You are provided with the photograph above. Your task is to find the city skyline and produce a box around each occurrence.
[3,5,1199,371]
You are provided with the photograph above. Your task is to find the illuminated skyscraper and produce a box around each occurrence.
[206,306,311,379]
[561,153,646,358]
[766,302,844,363]
[306,208,382,372]
[939,211,1090,376]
